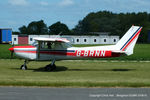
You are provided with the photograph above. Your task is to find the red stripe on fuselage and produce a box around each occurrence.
[15,50,36,53]
[13,46,36,48]
[40,51,76,56]
[15,50,76,56]
[14,50,115,58]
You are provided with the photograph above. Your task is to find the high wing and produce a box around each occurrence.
[34,37,70,43]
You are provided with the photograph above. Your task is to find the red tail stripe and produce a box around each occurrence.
[122,28,142,51]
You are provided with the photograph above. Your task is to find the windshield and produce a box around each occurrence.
[32,41,38,47]
[61,42,72,48]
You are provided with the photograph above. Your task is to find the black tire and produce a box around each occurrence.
[52,64,56,70]
[45,65,51,71]
[45,64,56,71]
[20,65,27,70]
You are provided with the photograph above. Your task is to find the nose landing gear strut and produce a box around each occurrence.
[20,60,28,70]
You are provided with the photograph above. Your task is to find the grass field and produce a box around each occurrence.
[0,44,150,87]
[0,44,12,59]
[0,44,150,60]
[0,59,150,87]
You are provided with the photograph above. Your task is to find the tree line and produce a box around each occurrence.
[13,21,70,35]
[13,11,150,43]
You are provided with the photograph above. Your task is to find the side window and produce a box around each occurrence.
[94,39,96,42]
[47,42,53,49]
[104,39,106,42]
[77,39,79,42]
[40,42,53,49]
[14,38,16,41]
[84,39,87,42]
[114,39,116,42]
[30,38,33,41]
[53,42,63,49]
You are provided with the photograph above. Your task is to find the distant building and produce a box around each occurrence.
[12,34,119,45]
[0,28,12,44]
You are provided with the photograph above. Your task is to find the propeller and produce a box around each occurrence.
[12,41,14,47]
[10,50,14,59]
[9,42,14,59]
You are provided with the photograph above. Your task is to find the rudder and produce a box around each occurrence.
[115,26,142,55]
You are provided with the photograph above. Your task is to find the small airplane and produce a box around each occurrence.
[9,26,142,71]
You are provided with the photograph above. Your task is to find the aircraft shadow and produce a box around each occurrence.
[67,68,136,72]
[33,66,68,72]
[10,67,136,72]
[10,66,68,72]
[111,69,136,71]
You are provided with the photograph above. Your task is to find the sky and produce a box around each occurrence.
[0,0,150,31]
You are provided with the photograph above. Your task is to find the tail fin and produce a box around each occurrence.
[115,26,142,56]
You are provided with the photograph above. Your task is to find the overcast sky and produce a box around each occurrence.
[0,0,150,31]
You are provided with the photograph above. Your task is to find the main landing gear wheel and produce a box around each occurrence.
[45,64,56,71]
[45,59,56,71]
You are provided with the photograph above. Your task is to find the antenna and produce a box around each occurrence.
[54,32,62,38]
[58,32,62,35]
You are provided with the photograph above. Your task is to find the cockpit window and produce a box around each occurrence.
[32,41,72,49]
[40,42,52,49]
[32,41,38,47]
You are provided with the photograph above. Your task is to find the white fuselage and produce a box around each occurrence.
[12,45,121,61]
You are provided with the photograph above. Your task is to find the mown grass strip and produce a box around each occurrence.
[0,59,150,87]
[0,81,150,87]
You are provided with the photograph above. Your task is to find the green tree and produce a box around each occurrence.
[19,25,28,34]
[12,31,20,35]
[73,11,150,43]
[49,21,70,35]
[27,20,48,35]
[19,20,48,35]
[73,11,119,34]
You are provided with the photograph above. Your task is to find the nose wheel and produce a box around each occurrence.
[20,65,27,70]
[20,60,28,70]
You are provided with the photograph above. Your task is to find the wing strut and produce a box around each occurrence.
[37,41,41,60]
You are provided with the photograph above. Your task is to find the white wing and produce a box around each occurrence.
[34,37,70,43]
